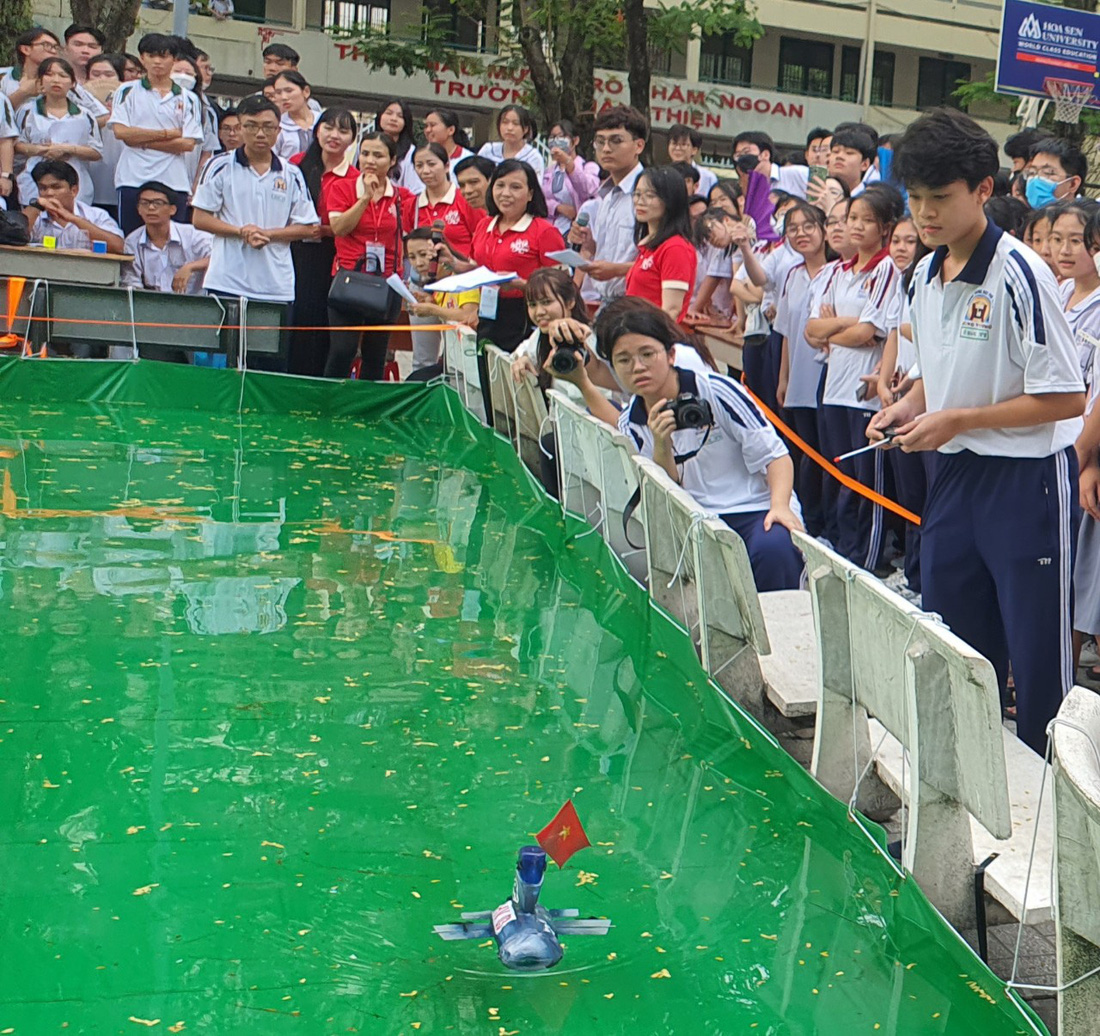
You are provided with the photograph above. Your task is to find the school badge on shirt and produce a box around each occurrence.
[273,177,287,192]
[510,239,530,255]
[961,289,994,341]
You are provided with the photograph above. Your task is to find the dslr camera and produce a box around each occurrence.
[666,393,714,430]
[549,328,588,375]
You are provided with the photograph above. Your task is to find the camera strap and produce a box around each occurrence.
[621,426,712,550]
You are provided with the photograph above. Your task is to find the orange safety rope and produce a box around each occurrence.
[740,382,922,527]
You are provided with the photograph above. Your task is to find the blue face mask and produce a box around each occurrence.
[1026,175,1064,209]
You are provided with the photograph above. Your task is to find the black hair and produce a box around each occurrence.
[1050,200,1100,238]
[770,189,796,209]
[592,105,648,140]
[668,125,702,147]
[496,103,537,141]
[708,178,741,206]
[834,120,879,146]
[359,130,399,162]
[1023,204,1057,246]
[297,107,357,205]
[785,200,837,262]
[668,161,697,185]
[486,159,548,218]
[136,180,176,203]
[733,130,774,160]
[261,76,277,92]
[805,126,832,148]
[850,183,906,242]
[901,237,932,292]
[550,118,577,139]
[273,68,310,108]
[594,296,716,368]
[405,226,435,244]
[218,105,239,123]
[32,158,78,186]
[236,95,280,120]
[1086,208,1100,254]
[262,43,300,64]
[984,195,1029,238]
[412,141,450,169]
[64,23,105,46]
[1029,137,1088,187]
[991,170,1011,197]
[830,127,876,162]
[37,56,76,82]
[1004,128,1045,162]
[167,35,198,60]
[694,205,737,248]
[426,107,472,150]
[173,54,204,98]
[526,268,589,382]
[137,33,177,58]
[15,27,59,66]
[635,165,693,250]
[123,53,143,74]
[892,108,999,190]
[86,52,124,78]
[454,154,495,181]
[688,193,708,210]
[373,98,415,163]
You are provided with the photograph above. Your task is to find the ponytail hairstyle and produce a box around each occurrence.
[849,183,905,249]
[412,141,450,169]
[427,107,472,151]
[594,296,717,370]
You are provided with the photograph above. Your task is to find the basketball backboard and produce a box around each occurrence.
[996,0,1100,112]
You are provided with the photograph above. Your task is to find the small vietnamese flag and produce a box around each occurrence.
[536,800,591,868]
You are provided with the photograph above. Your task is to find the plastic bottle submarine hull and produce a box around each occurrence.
[433,845,612,971]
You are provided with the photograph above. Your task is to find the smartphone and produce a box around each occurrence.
[809,164,828,184]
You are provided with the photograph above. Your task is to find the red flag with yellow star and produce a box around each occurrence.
[536,800,591,868]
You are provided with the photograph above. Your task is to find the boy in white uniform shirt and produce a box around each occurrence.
[122,180,211,294]
[28,158,123,251]
[109,34,202,236]
[871,109,1085,753]
[192,95,318,369]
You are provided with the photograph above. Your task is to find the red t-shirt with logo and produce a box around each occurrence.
[402,186,487,259]
[625,234,698,323]
[324,178,414,276]
[469,215,566,298]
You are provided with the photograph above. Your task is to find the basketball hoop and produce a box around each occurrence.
[1044,77,1095,124]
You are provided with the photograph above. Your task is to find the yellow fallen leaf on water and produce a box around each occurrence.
[132,884,160,896]
[575,871,598,886]
[168,1024,185,1033]
[650,969,671,980]
[42,780,59,789]
[128,1018,160,1027]
[127,826,145,835]
[261,841,285,850]
[399,990,418,998]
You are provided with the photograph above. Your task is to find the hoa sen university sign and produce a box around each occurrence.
[330,44,862,141]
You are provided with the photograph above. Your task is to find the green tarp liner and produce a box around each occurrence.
[0,357,1047,1034]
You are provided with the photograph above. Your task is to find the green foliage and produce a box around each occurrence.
[648,0,762,55]
[329,10,484,79]
[0,0,34,65]
[952,71,1015,115]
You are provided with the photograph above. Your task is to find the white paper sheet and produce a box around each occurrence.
[425,267,518,293]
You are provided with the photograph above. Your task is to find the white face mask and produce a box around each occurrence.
[170,72,196,92]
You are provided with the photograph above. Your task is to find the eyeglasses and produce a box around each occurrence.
[612,347,664,371]
[241,122,278,135]
[137,198,171,209]
[825,218,845,229]
[633,189,659,202]
[785,221,816,237]
[594,135,631,150]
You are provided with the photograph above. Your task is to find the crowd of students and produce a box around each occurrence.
[0,24,1096,751]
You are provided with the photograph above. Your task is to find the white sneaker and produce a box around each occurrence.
[1081,640,1100,668]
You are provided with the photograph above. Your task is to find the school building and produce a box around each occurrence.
[30,0,1018,152]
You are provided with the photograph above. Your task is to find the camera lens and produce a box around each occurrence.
[550,349,578,375]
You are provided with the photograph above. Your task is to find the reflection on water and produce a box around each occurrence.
[0,401,1042,1035]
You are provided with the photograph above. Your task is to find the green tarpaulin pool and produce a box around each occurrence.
[0,359,1046,1034]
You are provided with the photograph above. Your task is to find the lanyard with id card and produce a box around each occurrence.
[364,240,386,275]
[479,285,499,320]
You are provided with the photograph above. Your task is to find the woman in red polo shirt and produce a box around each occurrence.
[625,165,697,325]
[288,107,358,377]
[324,131,414,380]
[403,142,486,259]
[464,159,565,352]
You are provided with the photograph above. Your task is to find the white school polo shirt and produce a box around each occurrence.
[774,260,829,410]
[32,199,121,248]
[618,366,790,515]
[191,147,318,303]
[121,221,213,294]
[909,220,1083,457]
[108,78,203,192]
[816,248,897,412]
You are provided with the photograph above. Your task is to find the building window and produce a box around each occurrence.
[917,57,971,109]
[700,32,753,86]
[840,46,895,105]
[778,37,833,97]
[323,0,389,31]
[424,0,486,51]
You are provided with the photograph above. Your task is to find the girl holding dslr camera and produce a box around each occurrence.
[592,298,804,591]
